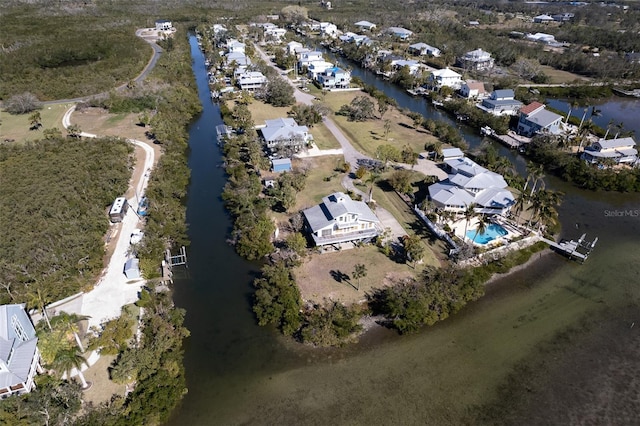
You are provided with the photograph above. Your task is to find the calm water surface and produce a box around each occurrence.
[168,36,640,425]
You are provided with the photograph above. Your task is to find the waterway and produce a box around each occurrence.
[168,36,640,425]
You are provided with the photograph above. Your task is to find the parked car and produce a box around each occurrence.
[130,229,144,245]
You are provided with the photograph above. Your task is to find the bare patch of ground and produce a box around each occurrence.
[82,354,126,405]
[293,245,414,305]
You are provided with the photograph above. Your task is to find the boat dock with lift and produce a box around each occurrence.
[540,233,598,263]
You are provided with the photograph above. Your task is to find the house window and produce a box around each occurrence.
[11,315,28,342]
[322,229,332,237]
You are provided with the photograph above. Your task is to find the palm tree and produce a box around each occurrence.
[577,106,592,131]
[462,203,477,243]
[27,286,52,331]
[513,191,529,225]
[528,163,545,197]
[603,118,615,139]
[472,214,489,243]
[614,121,625,139]
[53,348,90,389]
[51,312,90,353]
[565,100,579,124]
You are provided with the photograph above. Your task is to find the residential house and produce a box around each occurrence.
[155,20,173,31]
[581,137,638,165]
[272,158,292,172]
[354,20,377,31]
[227,39,246,54]
[286,41,304,56]
[320,22,339,38]
[526,32,557,45]
[393,60,424,76]
[468,20,480,27]
[533,14,555,23]
[408,42,441,57]
[298,50,325,70]
[428,67,462,89]
[237,71,267,91]
[307,61,335,80]
[302,192,381,246]
[428,156,514,215]
[0,304,41,398]
[552,13,574,22]
[225,52,251,67]
[624,52,640,64]
[477,89,523,116]
[317,67,352,89]
[264,26,287,42]
[459,81,487,100]
[442,147,465,161]
[212,24,227,35]
[517,102,564,136]
[386,27,413,40]
[459,48,494,71]
[260,118,313,151]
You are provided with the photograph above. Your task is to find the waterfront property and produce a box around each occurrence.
[465,222,509,245]
[458,48,494,71]
[517,102,564,136]
[317,67,352,89]
[428,156,515,215]
[581,137,638,165]
[237,71,267,91]
[428,67,462,89]
[0,304,41,398]
[155,19,173,31]
[477,89,523,116]
[259,118,313,151]
[460,81,487,100]
[302,192,381,247]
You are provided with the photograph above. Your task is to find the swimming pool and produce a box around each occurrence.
[466,223,509,245]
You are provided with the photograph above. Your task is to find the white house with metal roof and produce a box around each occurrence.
[386,27,413,40]
[428,67,462,89]
[260,118,313,151]
[354,20,377,31]
[237,71,268,91]
[581,137,638,165]
[302,192,381,246]
[428,156,514,215]
[0,304,41,398]
[408,42,441,57]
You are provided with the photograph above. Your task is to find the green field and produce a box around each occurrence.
[0,103,70,143]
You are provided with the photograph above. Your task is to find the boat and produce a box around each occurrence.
[432,99,444,108]
[480,125,494,136]
[137,196,149,217]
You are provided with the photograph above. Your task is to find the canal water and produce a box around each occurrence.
[168,36,640,425]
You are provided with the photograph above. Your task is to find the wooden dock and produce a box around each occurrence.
[480,126,524,149]
[540,233,598,263]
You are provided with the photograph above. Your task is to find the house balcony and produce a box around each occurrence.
[312,227,380,246]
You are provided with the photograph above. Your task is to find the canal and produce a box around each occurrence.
[168,36,640,425]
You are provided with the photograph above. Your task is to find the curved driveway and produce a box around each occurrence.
[62,105,155,328]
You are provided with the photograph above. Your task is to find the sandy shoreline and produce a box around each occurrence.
[484,248,554,286]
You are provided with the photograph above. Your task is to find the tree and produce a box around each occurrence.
[471,214,489,244]
[253,261,302,336]
[376,144,400,166]
[388,169,413,194]
[265,76,295,107]
[285,232,307,258]
[280,5,308,24]
[29,111,42,130]
[462,203,477,243]
[383,119,391,139]
[51,312,90,353]
[66,124,82,138]
[88,315,134,355]
[4,92,41,114]
[402,235,425,268]
[338,96,375,121]
[352,264,367,290]
[27,286,52,331]
[53,348,90,389]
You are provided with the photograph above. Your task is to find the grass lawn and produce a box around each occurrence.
[308,121,341,149]
[293,245,415,305]
[320,91,439,157]
[70,107,152,142]
[82,354,125,405]
[539,65,591,84]
[0,103,71,144]
[294,155,346,211]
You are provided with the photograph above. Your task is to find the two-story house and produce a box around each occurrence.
[517,102,564,136]
[581,137,638,165]
[237,71,268,91]
[307,61,335,80]
[428,156,515,215]
[458,48,494,71]
[0,304,41,398]
[459,81,487,100]
[428,67,462,89]
[259,118,313,152]
[226,39,246,54]
[302,192,381,246]
[477,89,523,116]
[298,50,325,71]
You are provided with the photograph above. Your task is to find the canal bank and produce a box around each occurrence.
[168,35,640,425]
